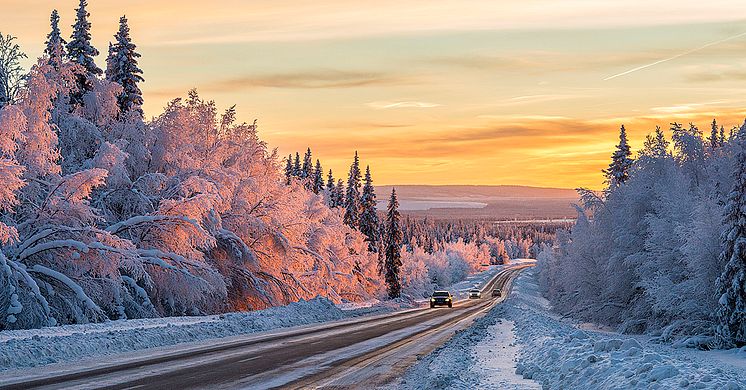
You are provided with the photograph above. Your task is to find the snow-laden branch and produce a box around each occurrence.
[30,264,102,312]
[106,215,202,235]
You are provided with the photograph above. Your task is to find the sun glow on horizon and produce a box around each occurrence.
[4,0,746,189]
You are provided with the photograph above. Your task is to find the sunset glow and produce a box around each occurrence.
[4,0,746,188]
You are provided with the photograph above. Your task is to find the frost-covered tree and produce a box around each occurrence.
[312,159,324,194]
[344,151,362,228]
[716,125,746,348]
[603,124,633,191]
[384,188,403,298]
[334,179,345,209]
[293,152,301,176]
[284,154,293,185]
[105,16,144,117]
[359,165,379,252]
[710,119,720,150]
[301,147,312,179]
[67,0,101,105]
[44,10,67,70]
[0,33,27,108]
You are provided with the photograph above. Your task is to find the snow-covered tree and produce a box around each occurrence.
[0,33,27,108]
[312,159,324,194]
[105,16,144,117]
[384,188,402,298]
[715,125,746,348]
[44,10,67,70]
[293,152,301,176]
[710,119,720,150]
[326,169,336,206]
[301,147,312,179]
[284,154,293,185]
[67,0,101,105]
[603,124,633,191]
[344,151,362,228]
[359,165,379,252]
[334,179,345,208]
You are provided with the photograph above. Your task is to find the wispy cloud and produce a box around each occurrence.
[366,101,442,109]
[150,70,417,97]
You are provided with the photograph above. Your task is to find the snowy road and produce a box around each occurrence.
[1,264,532,390]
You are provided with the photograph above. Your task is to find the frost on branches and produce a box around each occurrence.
[538,120,746,349]
[0,57,380,330]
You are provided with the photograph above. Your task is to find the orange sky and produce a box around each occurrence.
[3,1,746,189]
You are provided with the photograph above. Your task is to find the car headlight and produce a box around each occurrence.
[430,298,435,301]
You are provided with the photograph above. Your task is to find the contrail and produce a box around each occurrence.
[604,31,746,81]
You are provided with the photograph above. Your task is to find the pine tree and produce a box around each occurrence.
[44,10,67,70]
[106,16,144,117]
[603,124,634,191]
[715,122,746,348]
[284,154,293,185]
[359,166,380,252]
[67,0,101,107]
[384,188,403,298]
[344,151,362,228]
[293,152,301,176]
[301,147,312,179]
[312,159,324,194]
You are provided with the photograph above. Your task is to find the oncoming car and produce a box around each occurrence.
[491,289,502,297]
[468,289,482,299]
[430,291,453,308]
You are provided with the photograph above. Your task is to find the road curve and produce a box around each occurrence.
[3,263,533,390]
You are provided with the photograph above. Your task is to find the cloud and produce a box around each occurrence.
[148,70,418,98]
[205,70,416,91]
[366,101,442,109]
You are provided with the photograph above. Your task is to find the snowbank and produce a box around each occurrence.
[509,270,746,389]
[0,297,344,371]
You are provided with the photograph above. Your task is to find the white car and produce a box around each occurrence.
[468,289,481,299]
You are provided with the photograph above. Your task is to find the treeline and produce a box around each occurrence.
[398,216,562,298]
[538,121,746,349]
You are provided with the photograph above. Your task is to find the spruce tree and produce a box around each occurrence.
[715,123,746,348]
[326,169,336,206]
[106,16,144,117]
[603,124,634,191]
[344,151,362,228]
[720,125,726,146]
[67,0,101,103]
[284,154,293,185]
[301,148,312,179]
[384,188,403,298]
[335,179,345,209]
[44,10,67,70]
[293,152,301,176]
[710,119,719,149]
[312,159,324,194]
[359,166,380,252]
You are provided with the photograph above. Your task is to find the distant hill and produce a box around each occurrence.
[374,185,579,220]
[375,185,578,200]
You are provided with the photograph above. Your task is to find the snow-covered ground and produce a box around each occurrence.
[0,263,509,372]
[398,268,746,389]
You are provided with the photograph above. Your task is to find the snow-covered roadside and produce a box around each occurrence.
[398,268,746,389]
[0,297,347,371]
[509,270,746,389]
[0,261,509,372]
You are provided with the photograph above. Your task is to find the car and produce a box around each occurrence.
[430,291,453,308]
[468,289,481,299]
[491,289,501,297]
